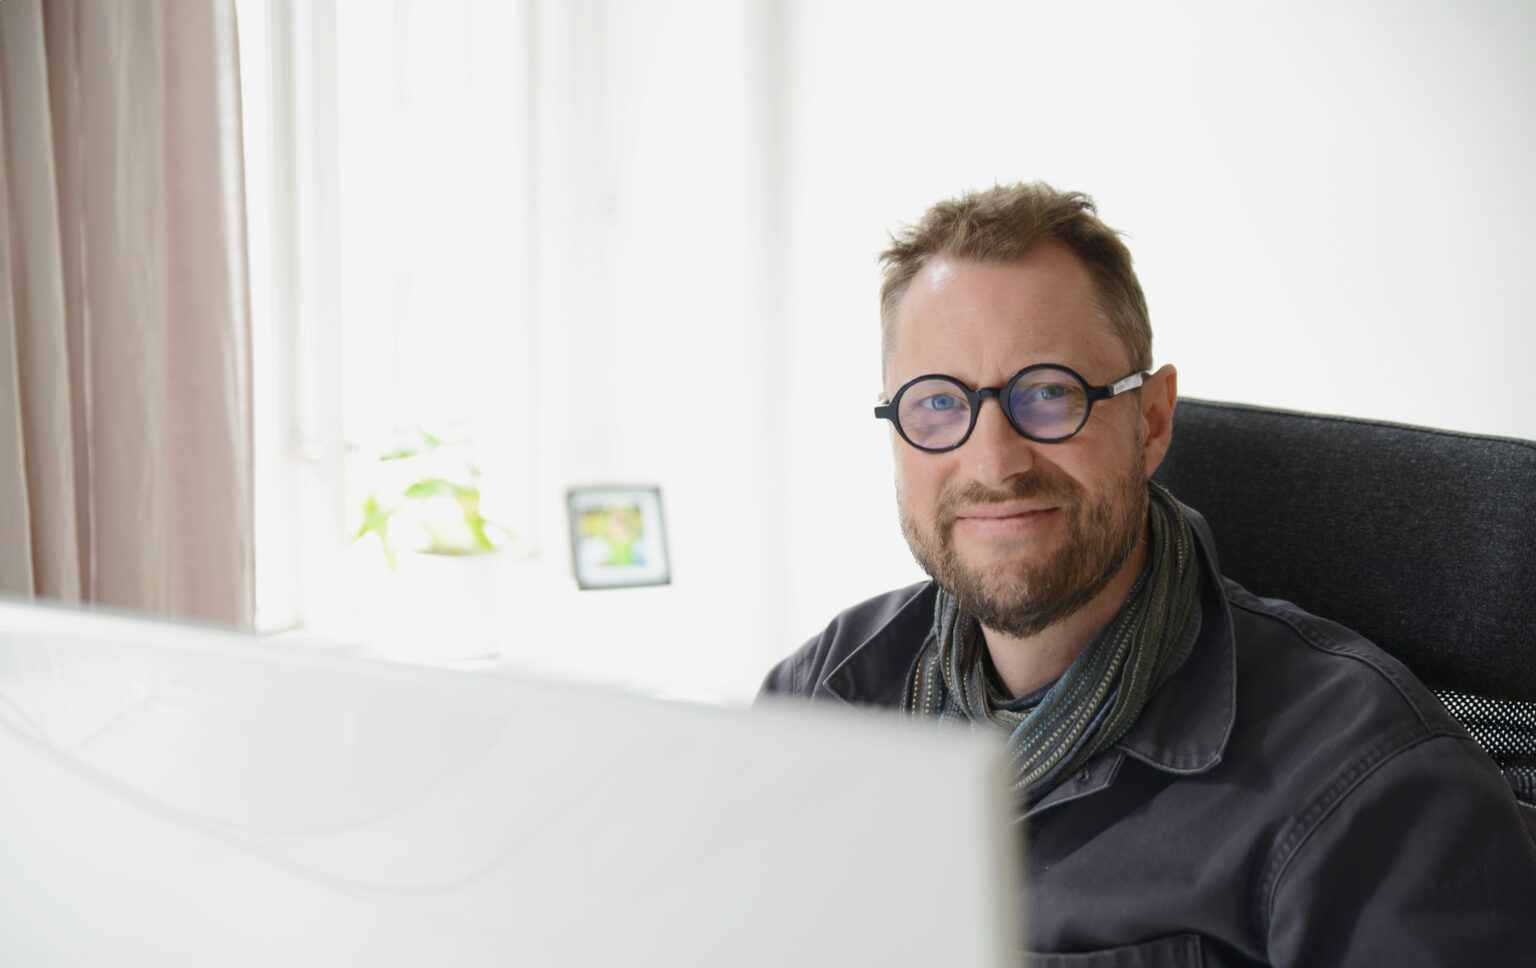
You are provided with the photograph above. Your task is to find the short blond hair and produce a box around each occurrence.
[879,183,1151,377]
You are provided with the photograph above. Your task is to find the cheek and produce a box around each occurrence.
[894,451,946,515]
[1026,450,1118,510]
[1066,417,1144,479]
[1074,438,1147,503]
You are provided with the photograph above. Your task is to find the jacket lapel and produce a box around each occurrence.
[819,582,937,707]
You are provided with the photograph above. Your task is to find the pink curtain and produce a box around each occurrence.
[0,0,254,627]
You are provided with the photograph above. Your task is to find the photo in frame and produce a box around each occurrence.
[566,486,671,590]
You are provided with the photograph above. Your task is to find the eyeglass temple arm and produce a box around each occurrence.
[1091,372,1145,401]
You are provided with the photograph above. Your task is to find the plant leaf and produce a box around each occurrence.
[404,477,468,499]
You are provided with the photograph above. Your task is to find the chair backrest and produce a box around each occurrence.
[1152,399,1536,807]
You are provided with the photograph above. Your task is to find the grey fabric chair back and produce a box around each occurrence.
[1152,399,1536,807]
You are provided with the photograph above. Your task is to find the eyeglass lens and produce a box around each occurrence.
[896,366,1089,449]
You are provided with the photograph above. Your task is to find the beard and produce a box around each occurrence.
[899,453,1148,639]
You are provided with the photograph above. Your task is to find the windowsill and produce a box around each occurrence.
[263,552,754,708]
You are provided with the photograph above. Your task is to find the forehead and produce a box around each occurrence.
[887,245,1129,387]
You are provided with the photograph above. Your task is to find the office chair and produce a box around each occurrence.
[1151,399,1536,814]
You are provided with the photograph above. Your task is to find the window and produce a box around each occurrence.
[239,0,812,704]
[240,0,537,648]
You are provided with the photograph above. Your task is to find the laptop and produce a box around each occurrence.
[0,599,1022,965]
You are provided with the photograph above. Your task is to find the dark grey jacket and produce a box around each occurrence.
[760,507,1536,966]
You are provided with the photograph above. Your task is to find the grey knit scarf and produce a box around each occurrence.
[904,482,1202,801]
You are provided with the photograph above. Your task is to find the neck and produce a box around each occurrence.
[980,519,1150,699]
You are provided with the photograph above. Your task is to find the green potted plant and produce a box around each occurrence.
[353,429,511,570]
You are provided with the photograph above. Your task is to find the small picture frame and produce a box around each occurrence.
[566,485,672,590]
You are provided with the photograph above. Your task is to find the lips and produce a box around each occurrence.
[954,502,1057,521]
[934,474,1079,536]
[948,504,1060,541]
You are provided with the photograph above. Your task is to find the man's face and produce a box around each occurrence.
[886,245,1153,638]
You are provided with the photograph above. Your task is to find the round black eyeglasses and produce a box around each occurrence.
[874,364,1144,452]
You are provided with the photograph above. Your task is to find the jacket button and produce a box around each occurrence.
[1075,768,1091,783]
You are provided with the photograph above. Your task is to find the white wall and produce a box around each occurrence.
[519,0,1536,703]
[765,0,1536,671]
[517,0,780,701]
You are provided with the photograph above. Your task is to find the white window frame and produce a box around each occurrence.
[242,0,547,639]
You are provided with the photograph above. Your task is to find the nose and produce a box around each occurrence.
[962,394,1037,488]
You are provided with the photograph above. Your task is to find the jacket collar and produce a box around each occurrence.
[818,501,1237,778]
[819,581,938,707]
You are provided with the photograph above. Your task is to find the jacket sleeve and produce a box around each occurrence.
[1265,731,1536,966]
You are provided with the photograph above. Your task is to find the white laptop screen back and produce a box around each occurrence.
[0,601,1022,966]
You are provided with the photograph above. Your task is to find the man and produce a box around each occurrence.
[759,183,1536,965]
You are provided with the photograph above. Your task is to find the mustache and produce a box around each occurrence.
[935,469,1081,520]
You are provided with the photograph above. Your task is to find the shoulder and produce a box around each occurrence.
[1222,577,1464,739]
[1218,576,1478,807]
[757,582,935,703]
[1214,580,1536,952]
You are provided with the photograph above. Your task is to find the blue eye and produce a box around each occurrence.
[1016,382,1070,405]
[896,379,972,443]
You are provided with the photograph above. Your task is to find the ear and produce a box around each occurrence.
[1139,364,1178,478]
